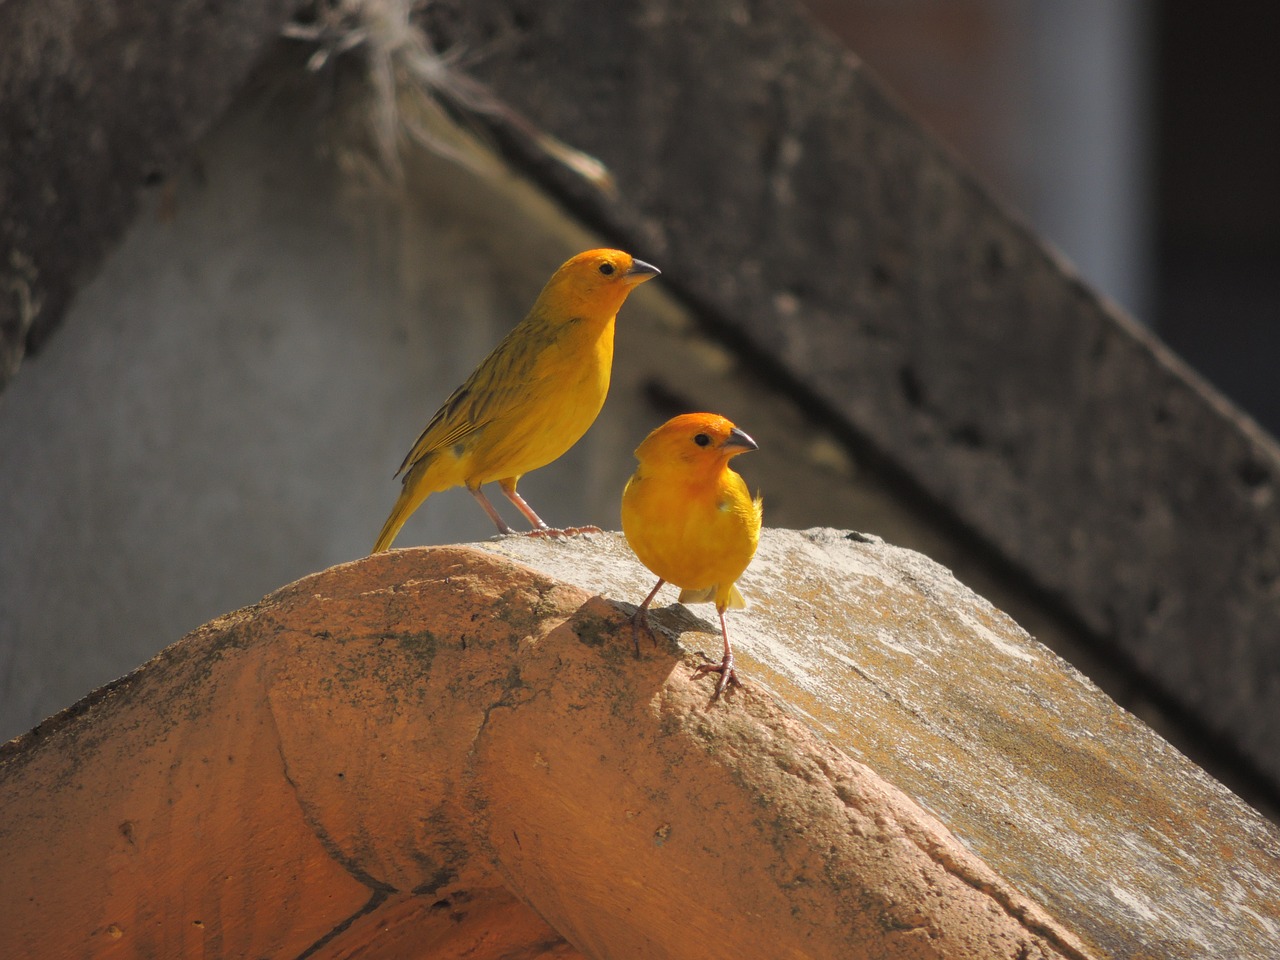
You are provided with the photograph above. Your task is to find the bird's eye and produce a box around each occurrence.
[693,433,711,447]
[598,262,615,276]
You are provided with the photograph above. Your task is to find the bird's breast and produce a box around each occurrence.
[621,469,758,592]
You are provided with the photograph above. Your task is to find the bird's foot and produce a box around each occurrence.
[522,524,604,539]
[692,650,740,700]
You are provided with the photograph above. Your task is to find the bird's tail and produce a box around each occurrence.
[372,482,432,553]
[678,583,746,610]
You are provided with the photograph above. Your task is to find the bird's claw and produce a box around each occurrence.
[692,652,740,700]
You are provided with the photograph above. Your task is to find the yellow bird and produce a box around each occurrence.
[621,413,763,697]
[373,248,660,552]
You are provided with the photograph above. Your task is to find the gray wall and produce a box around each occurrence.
[0,80,645,737]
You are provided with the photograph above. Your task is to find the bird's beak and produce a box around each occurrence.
[624,259,661,284]
[723,427,758,453]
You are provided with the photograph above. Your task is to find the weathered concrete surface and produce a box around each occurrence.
[476,530,1280,960]
[0,0,302,387]
[4,531,1278,959]
[420,0,1280,794]
[0,540,1102,960]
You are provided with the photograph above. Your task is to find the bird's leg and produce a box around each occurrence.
[498,478,603,537]
[692,608,740,699]
[498,478,549,530]
[630,578,665,656]
[468,484,514,535]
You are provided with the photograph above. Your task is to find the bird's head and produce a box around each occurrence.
[542,248,660,316]
[634,413,758,473]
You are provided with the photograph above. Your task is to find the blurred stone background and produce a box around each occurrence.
[804,0,1280,431]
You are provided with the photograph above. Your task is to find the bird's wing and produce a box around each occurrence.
[395,381,483,476]
[395,317,556,477]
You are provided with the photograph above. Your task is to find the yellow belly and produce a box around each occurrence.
[621,469,760,605]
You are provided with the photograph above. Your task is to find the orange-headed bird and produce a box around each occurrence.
[373,249,659,552]
[621,413,763,697]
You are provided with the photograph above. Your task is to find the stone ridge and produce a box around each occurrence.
[1,542,1095,960]
[476,528,1280,960]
